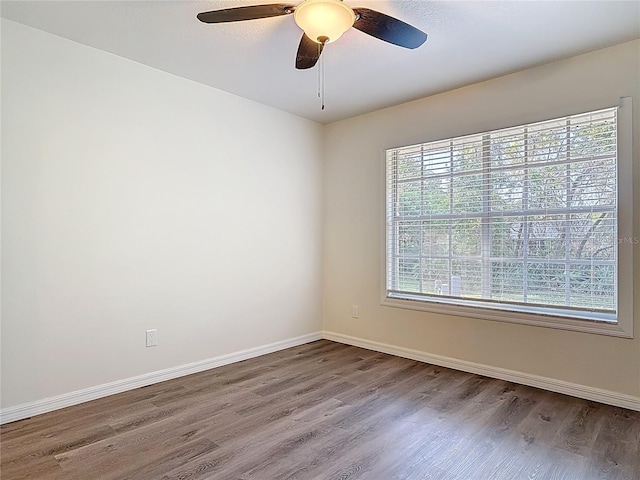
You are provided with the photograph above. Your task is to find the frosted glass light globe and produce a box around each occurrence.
[294,0,356,43]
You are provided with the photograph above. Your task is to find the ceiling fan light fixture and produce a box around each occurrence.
[293,0,355,44]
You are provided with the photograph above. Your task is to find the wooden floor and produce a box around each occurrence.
[2,340,639,480]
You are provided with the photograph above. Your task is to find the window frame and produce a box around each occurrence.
[381,98,634,338]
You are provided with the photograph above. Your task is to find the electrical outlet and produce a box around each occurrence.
[146,329,158,347]
[352,305,359,318]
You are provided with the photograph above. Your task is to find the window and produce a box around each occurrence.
[384,101,633,337]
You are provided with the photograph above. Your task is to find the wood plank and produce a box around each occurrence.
[553,399,606,455]
[55,417,218,480]
[584,407,640,479]
[2,339,638,480]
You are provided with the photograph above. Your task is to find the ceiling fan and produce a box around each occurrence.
[197,0,428,69]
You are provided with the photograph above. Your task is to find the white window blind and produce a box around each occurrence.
[386,108,618,322]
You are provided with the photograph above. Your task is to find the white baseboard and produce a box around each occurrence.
[0,332,323,425]
[3,329,638,424]
[323,331,640,412]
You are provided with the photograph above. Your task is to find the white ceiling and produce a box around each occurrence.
[2,0,639,123]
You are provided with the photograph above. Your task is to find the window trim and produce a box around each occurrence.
[380,98,634,338]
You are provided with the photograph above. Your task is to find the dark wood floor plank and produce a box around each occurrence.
[553,399,606,456]
[0,453,66,480]
[378,379,518,479]
[244,399,411,480]
[472,440,588,480]
[55,417,218,480]
[183,399,348,480]
[468,390,582,479]
[2,339,639,480]
[634,440,640,480]
[1,422,116,465]
[282,372,506,480]
[584,407,640,479]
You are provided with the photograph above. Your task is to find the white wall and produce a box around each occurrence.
[2,18,639,414]
[323,40,640,399]
[1,20,323,409]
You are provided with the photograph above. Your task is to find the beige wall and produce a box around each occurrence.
[1,20,324,409]
[322,40,640,398]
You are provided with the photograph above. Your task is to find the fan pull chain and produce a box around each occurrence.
[317,37,327,111]
[320,51,325,110]
[317,42,321,102]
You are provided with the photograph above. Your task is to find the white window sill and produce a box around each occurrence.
[381,294,632,338]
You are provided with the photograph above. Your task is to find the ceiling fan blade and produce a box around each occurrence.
[197,4,294,24]
[296,33,324,70]
[352,8,427,49]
